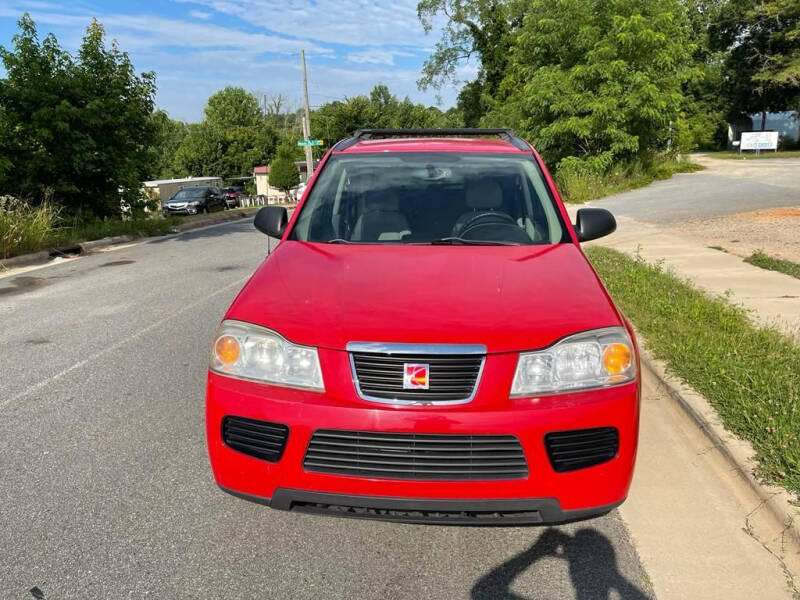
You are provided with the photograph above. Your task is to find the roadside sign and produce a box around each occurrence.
[740,131,778,151]
[297,139,324,147]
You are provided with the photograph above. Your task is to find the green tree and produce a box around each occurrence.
[147,110,189,179]
[172,87,278,179]
[268,144,300,201]
[0,15,157,216]
[203,86,264,129]
[711,0,800,122]
[486,0,693,171]
[311,84,453,144]
[417,0,517,124]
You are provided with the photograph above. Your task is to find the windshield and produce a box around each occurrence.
[172,188,206,200]
[289,152,567,245]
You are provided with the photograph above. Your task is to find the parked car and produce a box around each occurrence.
[162,186,225,216]
[222,187,243,209]
[294,181,307,202]
[206,129,637,525]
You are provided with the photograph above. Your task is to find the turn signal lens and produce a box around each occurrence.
[602,343,632,375]
[215,335,240,365]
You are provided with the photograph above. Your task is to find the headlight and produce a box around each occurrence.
[188,200,200,206]
[511,327,635,397]
[210,320,324,391]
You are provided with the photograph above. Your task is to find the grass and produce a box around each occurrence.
[745,251,800,280]
[586,246,800,494]
[50,215,178,249]
[0,201,181,259]
[703,149,800,160]
[0,199,60,259]
[558,157,704,204]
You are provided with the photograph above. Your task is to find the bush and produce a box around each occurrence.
[0,197,59,259]
[556,156,702,203]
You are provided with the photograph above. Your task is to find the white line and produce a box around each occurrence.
[1,276,249,411]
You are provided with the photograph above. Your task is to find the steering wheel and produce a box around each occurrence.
[457,211,518,236]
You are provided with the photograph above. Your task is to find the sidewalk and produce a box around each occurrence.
[572,207,800,336]
[622,367,797,599]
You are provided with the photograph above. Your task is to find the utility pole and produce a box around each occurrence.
[300,49,314,180]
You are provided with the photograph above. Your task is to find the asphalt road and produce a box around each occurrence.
[591,155,800,223]
[0,220,653,599]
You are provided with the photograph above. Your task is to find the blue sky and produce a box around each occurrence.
[0,0,472,122]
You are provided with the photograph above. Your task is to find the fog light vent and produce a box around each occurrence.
[545,427,619,472]
[222,416,289,463]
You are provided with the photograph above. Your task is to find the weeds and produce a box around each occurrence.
[745,251,800,281]
[0,197,178,259]
[557,157,703,204]
[0,197,60,259]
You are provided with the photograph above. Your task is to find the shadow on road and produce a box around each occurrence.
[472,528,650,600]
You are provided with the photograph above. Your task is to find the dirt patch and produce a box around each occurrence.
[0,276,50,297]
[669,204,800,263]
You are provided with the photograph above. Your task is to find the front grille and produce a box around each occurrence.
[222,416,289,462]
[351,352,483,403]
[304,429,528,480]
[545,427,619,473]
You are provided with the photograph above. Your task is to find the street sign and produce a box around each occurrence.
[297,139,324,147]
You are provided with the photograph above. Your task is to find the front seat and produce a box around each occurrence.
[351,191,410,242]
[452,179,505,236]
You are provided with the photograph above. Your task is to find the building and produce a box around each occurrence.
[728,111,799,148]
[253,166,271,197]
[142,176,223,208]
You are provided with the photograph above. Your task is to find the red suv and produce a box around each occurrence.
[206,129,639,525]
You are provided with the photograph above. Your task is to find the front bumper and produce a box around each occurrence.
[206,351,640,524]
[220,487,623,525]
[163,207,198,216]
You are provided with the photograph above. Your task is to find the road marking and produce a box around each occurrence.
[1,275,249,411]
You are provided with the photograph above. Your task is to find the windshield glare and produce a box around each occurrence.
[173,189,206,200]
[289,153,566,245]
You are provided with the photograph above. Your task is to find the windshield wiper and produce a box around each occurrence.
[428,237,520,246]
[325,238,359,244]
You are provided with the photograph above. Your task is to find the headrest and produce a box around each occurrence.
[365,190,400,212]
[465,179,503,209]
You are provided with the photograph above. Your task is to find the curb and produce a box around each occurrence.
[0,250,50,270]
[79,235,135,253]
[640,348,800,551]
[0,209,261,272]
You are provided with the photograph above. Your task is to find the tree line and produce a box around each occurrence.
[0,2,798,219]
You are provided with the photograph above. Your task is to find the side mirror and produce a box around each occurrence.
[254,206,288,238]
[574,208,616,243]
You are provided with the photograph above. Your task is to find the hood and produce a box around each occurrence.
[226,241,621,353]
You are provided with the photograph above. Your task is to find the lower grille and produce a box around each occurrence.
[290,501,543,524]
[304,429,528,480]
[545,427,619,472]
[222,416,289,462]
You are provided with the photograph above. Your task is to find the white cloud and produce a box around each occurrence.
[188,10,213,20]
[0,6,333,55]
[0,1,458,121]
[346,48,415,66]
[176,0,432,49]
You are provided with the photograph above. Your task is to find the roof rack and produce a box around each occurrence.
[332,128,530,152]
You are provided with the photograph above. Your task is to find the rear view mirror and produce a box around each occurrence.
[574,208,616,243]
[254,206,288,238]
